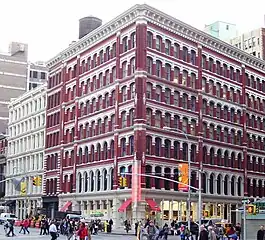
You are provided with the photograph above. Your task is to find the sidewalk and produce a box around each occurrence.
[100,228,135,236]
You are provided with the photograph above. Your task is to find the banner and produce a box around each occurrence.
[178,163,189,191]
[20,181,27,196]
[12,177,24,191]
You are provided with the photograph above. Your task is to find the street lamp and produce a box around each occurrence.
[163,126,191,231]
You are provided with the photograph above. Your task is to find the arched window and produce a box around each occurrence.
[121,86,127,102]
[182,94,188,109]
[209,124,214,139]
[121,111,127,128]
[146,136,152,155]
[155,86,162,101]
[130,83,135,99]
[131,32,136,48]
[156,36,162,51]
[146,108,152,125]
[122,61,127,78]
[165,113,171,127]
[165,88,171,104]
[191,73,196,89]
[208,58,214,72]
[155,111,162,127]
[216,126,221,141]
[155,138,162,156]
[165,40,171,55]
[182,70,188,86]
[147,57,153,74]
[127,108,134,126]
[164,139,171,158]
[91,145,95,162]
[174,43,180,58]
[156,60,162,77]
[110,140,114,158]
[224,128,228,142]
[85,146,89,162]
[174,67,180,83]
[147,32,153,48]
[97,144,101,161]
[209,148,214,165]
[129,136,134,155]
[122,36,128,52]
[78,148,83,164]
[121,138,126,156]
[174,91,179,106]
[130,58,135,74]
[103,142,108,160]
[182,47,188,62]
[182,118,188,133]
[191,50,196,65]
[165,64,171,81]
[99,50,104,64]
[190,120,196,135]
[106,47,110,61]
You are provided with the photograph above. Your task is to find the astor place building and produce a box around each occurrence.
[44,4,265,226]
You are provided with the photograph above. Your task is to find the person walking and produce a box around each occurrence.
[6,220,16,237]
[76,222,91,240]
[257,225,265,240]
[49,220,58,240]
[199,225,208,240]
[23,218,30,234]
[19,219,25,234]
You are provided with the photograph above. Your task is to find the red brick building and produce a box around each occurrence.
[45,4,265,224]
[0,134,7,199]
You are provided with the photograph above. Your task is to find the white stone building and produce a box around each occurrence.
[5,84,46,219]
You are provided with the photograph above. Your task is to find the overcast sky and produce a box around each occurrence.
[1,0,265,62]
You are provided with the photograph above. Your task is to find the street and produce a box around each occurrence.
[0,225,187,240]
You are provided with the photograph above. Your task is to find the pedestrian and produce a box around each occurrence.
[208,226,217,240]
[199,225,208,240]
[76,222,91,240]
[6,220,16,237]
[109,218,113,233]
[19,219,25,234]
[257,225,265,240]
[135,221,139,236]
[23,218,30,234]
[49,220,58,240]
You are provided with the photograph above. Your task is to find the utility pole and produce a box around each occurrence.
[198,169,202,227]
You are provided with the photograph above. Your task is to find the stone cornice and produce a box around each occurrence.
[47,4,265,72]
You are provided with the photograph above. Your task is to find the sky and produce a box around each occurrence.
[1,0,265,63]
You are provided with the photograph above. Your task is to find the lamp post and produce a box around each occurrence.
[163,127,191,231]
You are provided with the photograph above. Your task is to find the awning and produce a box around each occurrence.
[3,200,15,206]
[60,201,72,212]
[118,199,132,212]
[146,199,161,212]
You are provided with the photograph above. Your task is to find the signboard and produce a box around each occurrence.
[178,163,189,191]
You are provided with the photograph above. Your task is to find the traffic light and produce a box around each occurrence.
[247,204,256,215]
[118,177,123,187]
[123,177,127,187]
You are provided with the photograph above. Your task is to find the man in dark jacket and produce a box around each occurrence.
[199,225,208,240]
[257,225,265,240]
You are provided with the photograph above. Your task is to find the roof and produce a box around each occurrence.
[47,4,265,72]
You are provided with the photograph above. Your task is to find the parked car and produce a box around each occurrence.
[0,213,18,224]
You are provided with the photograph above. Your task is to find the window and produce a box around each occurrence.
[99,50,104,64]
[174,67,179,83]
[165,113,170,127]
[182,70,188,86]
[155,86,161,101]
[182,47,188,62]
[99,73,103,88]
[40,72,46,79]
[174,92,179,106]
[146,109,152,125]
[121,138,126,156]
[216,61,221,75]
[147,32,153,48]
[112,43,116,57]
[191,73,196,89]
[130,83,135,99]
[147,83,152,99]
[216,83,221,97]
[106,47,110,61]
[209,125,214,139]
[131,32,136,48]
[216,126,221,141]
[121,112,126,128]
[182,94,188,109]
[129,136,134,154]
[202,55,207,69]
[156,36,162,51]
[208,58,214,72]
[165,64,171,81]
[190,120,196,135]
[130,58,135,74]
[155,138,161,156]
[122,37,128,52]
[174,43,180,58]
[191,50,196,65]
[122,62,127,78]
[182,118,188,133]
[147,57,152,74]
[165,88,171,104]
[122,87,127,102]
[165,40,171,55]
[155,111,162,127]
[156,61,162,77]
[106,70,110,85]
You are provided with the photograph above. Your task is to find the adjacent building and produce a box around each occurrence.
[45,4,265,226]
[230,28,265,60]
[5,84,46,218]
[0,42,28,134]
[204,21,237,42]
[0,134,7,202]
[28,61,48,91]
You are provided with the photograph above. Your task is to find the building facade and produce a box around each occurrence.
[28,61,48,91]
[0,42,28,134]
[0,134,7,201]
[204,21,237,42]
[230,28,265,60]
[45,4,265,226]
[5,84,46,219]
